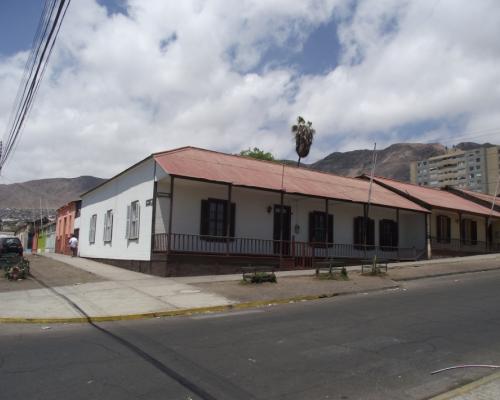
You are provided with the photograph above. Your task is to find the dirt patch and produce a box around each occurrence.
[0,254,107,293]
[193,272,397,303]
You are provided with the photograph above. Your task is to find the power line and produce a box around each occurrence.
[0,0,72,172]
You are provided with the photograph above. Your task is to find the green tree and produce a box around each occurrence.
[240,147,275,161]
[291,116,315,167]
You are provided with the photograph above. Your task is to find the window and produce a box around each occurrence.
[353,216,374,249]
[379,219,398,249]
[126,201,140,240]
[89,214,97,244]
[461,219,477,245]
[103,210,113,243]
[308,211,333,244]
[436,215,451,243]
[200,199,235,239]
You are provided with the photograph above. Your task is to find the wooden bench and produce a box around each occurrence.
[361,258,389,274]
[241,265,276,283]
[314,259,347,275]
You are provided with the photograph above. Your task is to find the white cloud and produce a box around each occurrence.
[1,0,499,182]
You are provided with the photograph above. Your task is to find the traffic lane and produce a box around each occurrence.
[103,270,500,400]
[1,270,500,399]
[0,322,206,400]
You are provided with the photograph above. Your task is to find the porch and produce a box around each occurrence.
[152,233,424,266]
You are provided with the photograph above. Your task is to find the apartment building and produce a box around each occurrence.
[410,145,500,194]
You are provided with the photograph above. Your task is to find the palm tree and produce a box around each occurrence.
[291,116,315,167]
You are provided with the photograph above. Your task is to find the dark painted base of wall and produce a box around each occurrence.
[86,253,306,277]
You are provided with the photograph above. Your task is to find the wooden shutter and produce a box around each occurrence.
[200,200,209,235]
[392,220,399,247]
[436,215,442,242]
[328,214,333,244]
[126,205,131,239]
[471,220,477,245]
[446,216,451,242]
[110,211,113,242]
[230,203,236,237]
[135,203,140,239]
[308,212,315,243]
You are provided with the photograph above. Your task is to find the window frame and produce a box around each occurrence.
[89,214,97,244]
[436,215,451,243]
[353,216,375,249]
[126,201,140,240]
[379,219,398,250]
[103,209,113,243]
[308,211,333,246]
[200,198,235,241]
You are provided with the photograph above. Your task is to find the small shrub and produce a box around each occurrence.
[250,272,277,284]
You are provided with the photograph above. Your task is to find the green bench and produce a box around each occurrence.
[241,265,276,283]
[314,259,347,275]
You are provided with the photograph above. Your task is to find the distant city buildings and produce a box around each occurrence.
[410,145,500,194]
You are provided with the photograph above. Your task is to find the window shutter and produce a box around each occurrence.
[446,217,451,242]
[230,203,236,237]
[89,217,93,243]
[471,220,477,244]
[110,212,113,242]
[103,212,107,241]
[328,214,334,244]
[436,216,442,242]
[200,200,209,235]
[126,205,131,239]
[308,212,315,243]
[136,203,140,238]
[392,221,399,247]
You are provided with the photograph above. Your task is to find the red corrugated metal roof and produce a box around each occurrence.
[372,176,500,218]
[154,147,429,213]
[452,188,499,205]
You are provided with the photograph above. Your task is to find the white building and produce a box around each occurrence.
[79,147,431,276]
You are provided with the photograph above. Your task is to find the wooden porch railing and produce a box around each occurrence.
[430,237,500,253]
[153,233,422,261]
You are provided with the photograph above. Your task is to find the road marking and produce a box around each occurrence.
[190,309,264,319]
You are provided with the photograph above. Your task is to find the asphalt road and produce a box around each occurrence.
[2,270,500,400]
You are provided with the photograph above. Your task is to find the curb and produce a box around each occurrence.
[428,370,500,399]
[392,266,500,282]
[0,285,404,324]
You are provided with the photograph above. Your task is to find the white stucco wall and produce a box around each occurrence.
[155,176,427,249]
[79,159,155,261]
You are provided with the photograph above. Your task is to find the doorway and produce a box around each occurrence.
[273,205,291,255]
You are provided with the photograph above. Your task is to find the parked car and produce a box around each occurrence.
[0,235,23,256]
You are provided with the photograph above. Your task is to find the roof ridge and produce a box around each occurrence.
[154,145,375,184]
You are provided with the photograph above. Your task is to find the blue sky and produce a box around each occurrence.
[0,0,499,182]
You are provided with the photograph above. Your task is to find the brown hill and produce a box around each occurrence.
[0,176,106,210]
[310,143,447,181]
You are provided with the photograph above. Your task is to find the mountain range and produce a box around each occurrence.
[0,142,496,216]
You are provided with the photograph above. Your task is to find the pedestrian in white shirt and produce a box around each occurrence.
[68,235,78,257]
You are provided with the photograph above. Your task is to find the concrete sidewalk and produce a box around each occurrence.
[0,253,233,320]
[0,252,499,322]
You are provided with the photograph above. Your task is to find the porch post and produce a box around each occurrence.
[279,191,284,264]
[325,198,329,250]
[426,213,432,259]
[396,208,400,260]
[485,216,489,252]
[458,211,462,249]
[226,183,232,256]
[363,203,368,258]
[167,176,175,253]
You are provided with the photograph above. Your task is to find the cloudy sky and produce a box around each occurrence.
[1,0,499,182]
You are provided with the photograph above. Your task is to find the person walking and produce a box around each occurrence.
[68,234,78,257]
